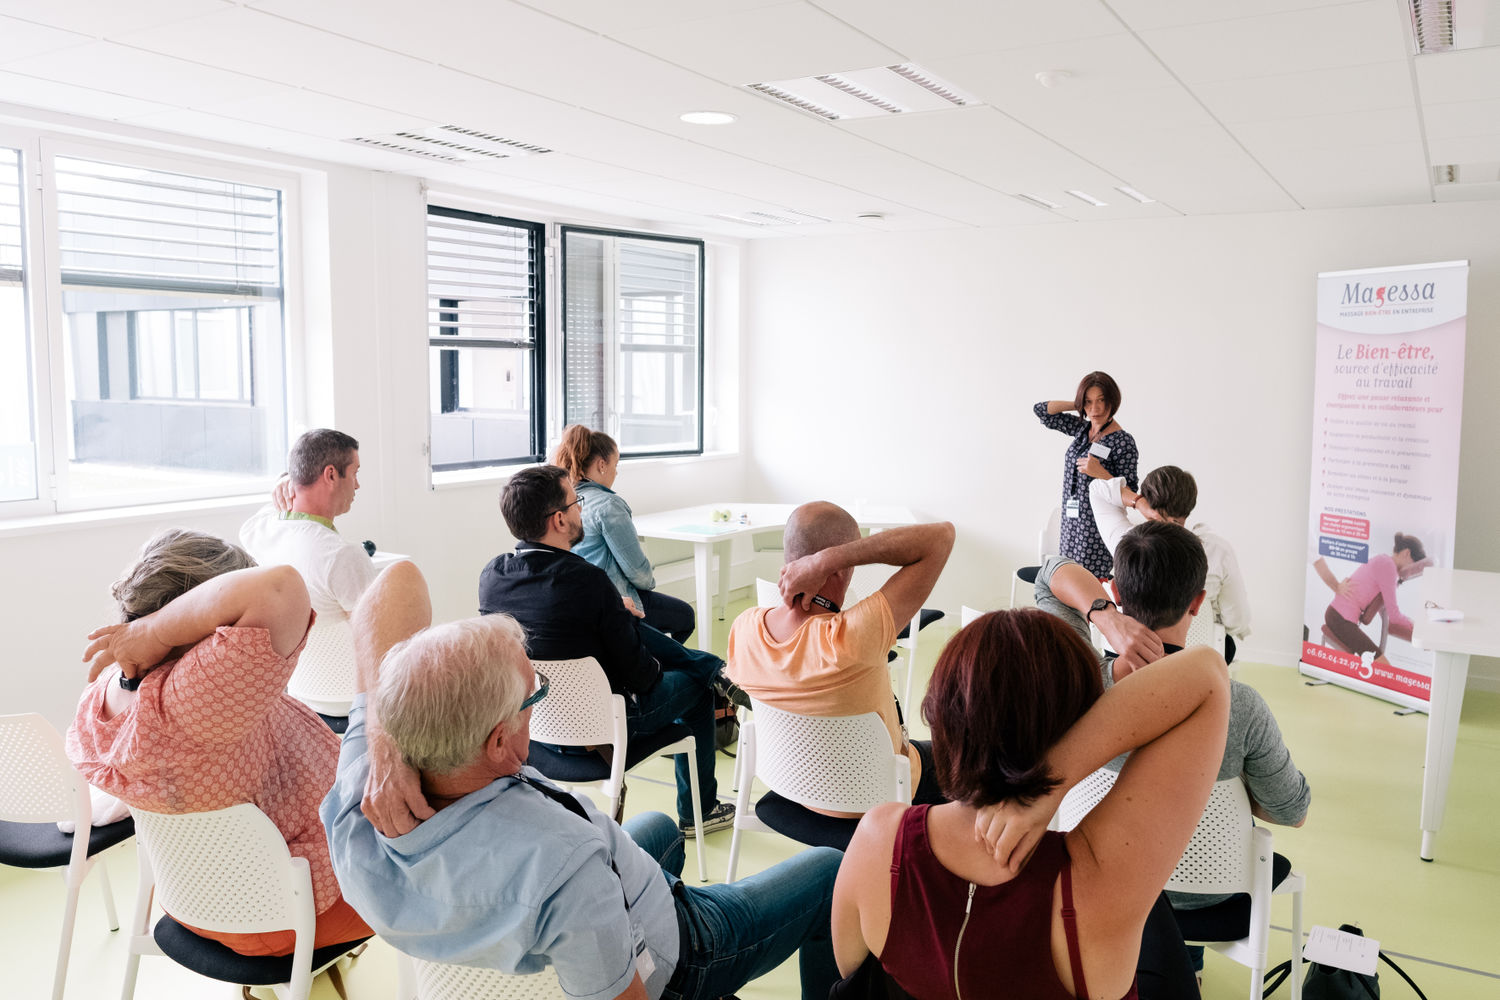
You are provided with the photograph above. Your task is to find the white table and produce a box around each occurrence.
[1409,568,1500,861]
[632,503,915,651]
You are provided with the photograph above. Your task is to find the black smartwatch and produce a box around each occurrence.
[1086,598,1116,624]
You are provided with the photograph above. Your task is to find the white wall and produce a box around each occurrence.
[3,151,747,734]
[742,202,1500,683]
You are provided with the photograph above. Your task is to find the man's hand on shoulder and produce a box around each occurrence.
[272,475,295,513]
[779,551,834,611]
[362,724,435,837]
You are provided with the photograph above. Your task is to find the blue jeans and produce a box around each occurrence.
[630,624,723,825]
[639,589,697,644]
[624,813,840,1000]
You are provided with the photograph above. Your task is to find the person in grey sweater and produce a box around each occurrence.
[1033,520,1310,958]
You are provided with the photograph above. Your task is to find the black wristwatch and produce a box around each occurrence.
[1086,598,1116,624]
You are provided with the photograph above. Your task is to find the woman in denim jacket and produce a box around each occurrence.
[553,424,697,642]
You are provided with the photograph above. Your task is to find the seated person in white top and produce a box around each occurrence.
[240,428,377,622]
[1090,464,1251,663]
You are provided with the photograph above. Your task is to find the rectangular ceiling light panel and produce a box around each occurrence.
[746,62,979,121]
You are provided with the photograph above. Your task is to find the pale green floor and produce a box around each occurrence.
[8,601,1500,999]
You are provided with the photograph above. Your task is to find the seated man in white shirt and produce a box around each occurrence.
[1090,464,1251,663]
[239,428,377,623]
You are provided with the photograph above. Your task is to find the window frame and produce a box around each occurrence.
[425,204,548,472]
[0,132,301,517]
[559,225,706,460]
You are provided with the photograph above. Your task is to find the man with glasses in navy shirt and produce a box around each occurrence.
[323,561,840,1000]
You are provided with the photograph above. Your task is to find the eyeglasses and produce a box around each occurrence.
[552,496,584,516]
[520,671,550,711]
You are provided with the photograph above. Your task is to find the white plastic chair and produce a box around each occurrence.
[1010,505,1062,609]
[525,657,707,882]
[1168,780,1305,1000]
[122,802,370,1000]
[726,701,910,883]
[960,605,985,627]
[287,617,357,718]
[1055,766,1119,832]
[0,713,133,1000]
[398,951,569,999]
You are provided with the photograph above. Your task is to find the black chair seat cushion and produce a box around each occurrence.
[153,916,370,985]
[1171,852,1292,942]
[894,608,945,641]
[754,791,862,852]
[317,713,349,735]
[0,816,135,868]
[528,722,693,783]
[1016,565,1041,585]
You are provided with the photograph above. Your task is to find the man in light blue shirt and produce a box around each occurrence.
[323,560,840,1000]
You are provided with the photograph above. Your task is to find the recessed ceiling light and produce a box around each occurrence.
[1065,189,1108,207]
[1015,194,1062,210]
[680,111,738,125]
[1115,185,1155,204]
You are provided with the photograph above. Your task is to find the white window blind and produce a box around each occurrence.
[55,156,281,295]
[0,147,20,284]
[0,146,36,503]
[426,206,544,469]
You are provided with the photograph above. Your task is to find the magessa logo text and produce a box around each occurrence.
[1341,281,1437,308]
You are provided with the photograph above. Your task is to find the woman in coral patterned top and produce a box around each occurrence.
[67,528,370,957]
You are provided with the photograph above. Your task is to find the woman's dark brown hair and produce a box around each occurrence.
[1394,532,1426,563]
[923,609,1103,807]
[1073,370,1122,423]
[551,424,617,484]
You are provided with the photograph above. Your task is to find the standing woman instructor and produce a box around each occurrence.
[552,424,697,642]
[1035,372,1139,579]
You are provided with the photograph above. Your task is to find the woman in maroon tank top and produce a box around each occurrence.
[830,609,1229,999]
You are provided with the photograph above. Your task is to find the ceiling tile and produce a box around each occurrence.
[1194,61,1416,123]
[0,73,175,121]
[933,32,1184,107]
[0,0,231,37]
[512,0,785,38]
[1255,141,1431,208]
[1139,1,1408,84]
[1422,97,1500,138]
[117,108,311,149]
[1428,133,1500,164]
[1231,106,1423,152]
[1414,45,1500,104]
[810,0,1125,60]
[198,91,427,141]
[1108,0,1363,32]
[2,41,295,108]
[0,16,94,64]
[1097,124,1301,214]
[614,1,902,84]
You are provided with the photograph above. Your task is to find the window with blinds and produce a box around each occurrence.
[0,146,37,502]
[426,206,545,470]
[53,155,288,502]
[561,228,703,456]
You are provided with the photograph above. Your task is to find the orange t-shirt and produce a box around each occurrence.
[726,590,919,815]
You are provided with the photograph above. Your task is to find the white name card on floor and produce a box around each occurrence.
[1303,925,1380,975]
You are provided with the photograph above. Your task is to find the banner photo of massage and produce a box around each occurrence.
[1300,260,1468,711]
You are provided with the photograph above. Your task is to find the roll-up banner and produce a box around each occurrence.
[1299,260,1468,710]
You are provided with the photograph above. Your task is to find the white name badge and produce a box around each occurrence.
[1065,498,1081,519]
[1088,442,1112,460]
[633,921,656,980]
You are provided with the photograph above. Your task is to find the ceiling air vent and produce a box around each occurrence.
[1410,1,1455,53]
[346,126,552,162]
[746,63,979,121]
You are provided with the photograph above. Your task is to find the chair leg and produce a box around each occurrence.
[731,707,747,793]
[1290,886,1305,1000]
[1248,964,1265,1000]
[681,742,707,882]
[96,856,121,931]
[120,876,155,1000]
[725,822,743,885]
[51,872,83,1000]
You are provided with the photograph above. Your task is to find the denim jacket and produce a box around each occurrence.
[574,479,656,605]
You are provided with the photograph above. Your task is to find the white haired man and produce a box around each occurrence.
[322,562,841,1000]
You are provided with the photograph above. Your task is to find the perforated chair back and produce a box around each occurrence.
[1167,779,1257,896]
[131,804,311,937]
[412,957,569,999]
[1056,767,1118,832]
[0,713,81,824]
[526,657,620,749]
[1040,505,1062,558]
[287,617,357,716]
[0,713,131,1000]
[1185,609,1227,657]
[755,577,779,608]
[748,701,909,814]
